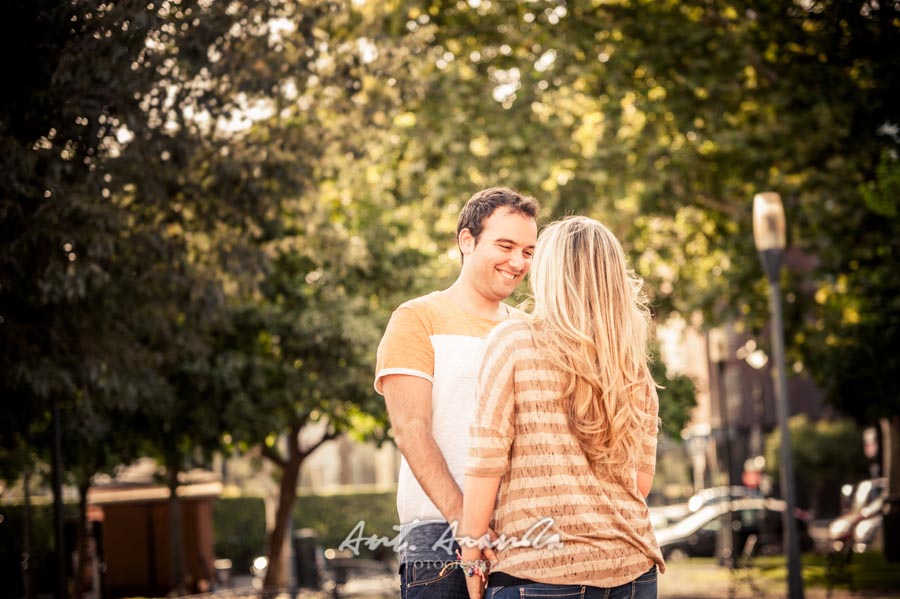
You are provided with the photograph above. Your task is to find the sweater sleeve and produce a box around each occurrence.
[466,322,520,477]
[638,386,660,475]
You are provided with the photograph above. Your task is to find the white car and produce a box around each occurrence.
[650,486,763,529]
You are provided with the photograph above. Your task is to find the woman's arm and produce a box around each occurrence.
[637,470,653,498]
[459,474,502,599]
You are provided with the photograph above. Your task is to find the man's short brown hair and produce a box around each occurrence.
[456,187,540,244]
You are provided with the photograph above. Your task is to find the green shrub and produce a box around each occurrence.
[213,491,401,567]
[212,496,267,574]
[294,491,399,559]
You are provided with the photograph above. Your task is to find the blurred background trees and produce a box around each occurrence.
[2,0,898,593]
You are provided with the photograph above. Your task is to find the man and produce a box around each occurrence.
[374,187,539,599]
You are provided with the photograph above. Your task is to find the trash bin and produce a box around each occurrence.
[213,558,233,589]
[293,528,321,589]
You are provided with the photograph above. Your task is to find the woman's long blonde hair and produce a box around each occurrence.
[528,216,654,474]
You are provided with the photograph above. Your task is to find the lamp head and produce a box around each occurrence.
[753,192,786,251]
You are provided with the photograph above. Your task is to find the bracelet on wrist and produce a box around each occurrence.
[454,549,489,580]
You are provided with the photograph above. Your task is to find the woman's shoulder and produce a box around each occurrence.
[485,317,534,349]
[496,316,533,335]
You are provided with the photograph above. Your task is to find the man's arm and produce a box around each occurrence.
[382,374,463,525]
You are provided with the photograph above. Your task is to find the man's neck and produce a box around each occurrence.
[443,281,508,321]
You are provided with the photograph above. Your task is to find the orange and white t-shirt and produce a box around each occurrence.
[375,291,517,525]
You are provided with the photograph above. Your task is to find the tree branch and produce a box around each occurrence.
[261,443,287,470]
[300,427,339,462]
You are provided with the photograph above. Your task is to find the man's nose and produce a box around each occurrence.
[508,251,526,271]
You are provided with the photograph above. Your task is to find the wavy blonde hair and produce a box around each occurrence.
[527,216,655,474]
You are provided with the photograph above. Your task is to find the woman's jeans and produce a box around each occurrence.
[487,565,658,599]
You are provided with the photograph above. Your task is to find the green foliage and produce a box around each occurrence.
[775,551,900,594]
[650,354,698,440]
[803,149,900,425]
[212,497,267,573]
[375,0,900,437]
[763,414,865,479]
[860,151,900,218]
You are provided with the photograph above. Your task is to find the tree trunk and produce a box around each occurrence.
[167,461,186,594]
[22,466,36,599]
[262,425,303,591]
[71,481,90,599]
[881,416,900,562]
[883,417,900,492]
[261,422,335,592]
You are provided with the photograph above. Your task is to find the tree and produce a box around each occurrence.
[210,185,435,588]
[383,1,897,554]
[650,356,698,441]
[192,5,440,586]
[0,1,349,592]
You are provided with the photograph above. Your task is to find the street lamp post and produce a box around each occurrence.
[708,326,733,570]
[753,192,804,599]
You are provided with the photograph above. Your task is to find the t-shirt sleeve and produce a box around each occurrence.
[638,386,660,475]
[466,324,518,477]
[373,305,434,395]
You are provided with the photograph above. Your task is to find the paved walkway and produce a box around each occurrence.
[197,563,898,599]
[658,560,899,599]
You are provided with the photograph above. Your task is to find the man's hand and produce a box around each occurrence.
[456,528,499,566]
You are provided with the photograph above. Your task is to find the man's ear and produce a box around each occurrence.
[458,228,476,256]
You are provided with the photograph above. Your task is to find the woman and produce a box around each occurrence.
[458,216,665,599]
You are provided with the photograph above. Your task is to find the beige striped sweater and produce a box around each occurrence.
[466,319,666,587]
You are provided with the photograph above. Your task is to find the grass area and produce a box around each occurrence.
[743,551,900,593]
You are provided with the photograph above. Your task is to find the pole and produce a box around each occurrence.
[768,276,804,599]
[51,396,68,599]
[717,360,734,569]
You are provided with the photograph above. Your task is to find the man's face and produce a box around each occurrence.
[459,208,538,302]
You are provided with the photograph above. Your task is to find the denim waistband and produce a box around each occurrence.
[399,521,460,563]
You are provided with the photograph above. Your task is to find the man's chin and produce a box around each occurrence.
[495,281,519,299]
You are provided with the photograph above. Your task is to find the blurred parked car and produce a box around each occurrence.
[828,477,886,553]
[852,511,883,553]
[654,497,813,560]
[650,486,764,530]
[687,486,765,512]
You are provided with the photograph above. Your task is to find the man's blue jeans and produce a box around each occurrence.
[400,560,468,599]
[488,565,658,599]
[399,522,468,599]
